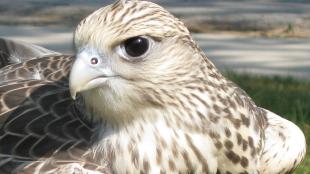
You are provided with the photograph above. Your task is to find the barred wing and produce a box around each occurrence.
[0,38,60,68]
[0,55,106,173]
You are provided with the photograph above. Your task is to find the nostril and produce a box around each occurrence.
[90,57,99,65]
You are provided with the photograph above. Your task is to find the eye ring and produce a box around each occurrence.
[117,36,153,61]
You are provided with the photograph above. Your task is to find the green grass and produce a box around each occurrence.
[224,73,310,174]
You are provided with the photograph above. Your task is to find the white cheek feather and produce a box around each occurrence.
[83,78,147,124]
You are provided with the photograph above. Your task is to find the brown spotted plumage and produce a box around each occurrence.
[0,0,306,173]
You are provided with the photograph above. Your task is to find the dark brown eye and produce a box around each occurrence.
[124,36,149,58]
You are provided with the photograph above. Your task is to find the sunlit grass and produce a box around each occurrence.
[224,72,310,173]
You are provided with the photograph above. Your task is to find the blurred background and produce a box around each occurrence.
[0,0,309,173]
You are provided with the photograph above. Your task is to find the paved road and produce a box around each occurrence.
[1,25,309,79]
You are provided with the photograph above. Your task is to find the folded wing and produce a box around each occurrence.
[0,39,106,173]
[0,38,60,68]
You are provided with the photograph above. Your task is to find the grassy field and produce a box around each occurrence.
[224,73,310,174]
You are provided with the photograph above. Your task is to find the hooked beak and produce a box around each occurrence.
[69,51,115,100]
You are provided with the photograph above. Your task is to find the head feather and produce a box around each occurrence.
[73,0,221,124]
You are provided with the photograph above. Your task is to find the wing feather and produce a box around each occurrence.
[0,38,60,68]
[0,54,106,173]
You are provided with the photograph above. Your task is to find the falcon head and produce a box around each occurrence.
[70,0,217,124]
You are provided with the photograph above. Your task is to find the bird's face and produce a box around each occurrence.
[69,0,207,123]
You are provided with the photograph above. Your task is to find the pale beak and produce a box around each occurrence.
[69,52,114,100]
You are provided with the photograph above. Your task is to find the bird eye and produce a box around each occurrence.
[118,36,152,61]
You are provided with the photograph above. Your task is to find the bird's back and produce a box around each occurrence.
[0,40,106,173]
[0,38,60,69]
